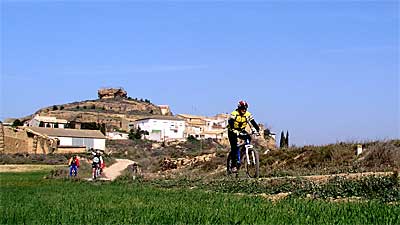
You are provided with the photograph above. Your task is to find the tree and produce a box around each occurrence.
[285,131,289,148]
[12,119,23,127]
[280,131,285,148]
[91,105,96,109]
[128,127,149,140]
[263,128,271,140]
[60,106,64,110]
[52,105,58,110]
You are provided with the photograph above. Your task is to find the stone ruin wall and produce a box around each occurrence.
[98,88,127,99]
[3,127,52,154]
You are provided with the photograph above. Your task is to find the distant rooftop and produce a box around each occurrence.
[27,127,106,139]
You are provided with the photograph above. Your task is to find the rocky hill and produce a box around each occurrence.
[20,88,170,131]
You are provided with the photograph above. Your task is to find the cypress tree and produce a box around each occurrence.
[280,131,285,148]
[285,131,289,147]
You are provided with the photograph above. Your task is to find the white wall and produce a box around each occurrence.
[57,137,72,146]
[28,117,66,128]
[107,132,129,140]
[134,119,185,141]
[50,136,105,150]
[93,139,106,150]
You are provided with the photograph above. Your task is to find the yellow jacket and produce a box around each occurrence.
[227,110,256,131]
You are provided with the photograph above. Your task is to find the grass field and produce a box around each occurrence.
[1,172,399,225]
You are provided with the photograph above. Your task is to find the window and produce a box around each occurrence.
[72,138,94,149]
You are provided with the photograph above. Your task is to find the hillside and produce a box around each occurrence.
[106,139,400,179]
[16,88,169,131]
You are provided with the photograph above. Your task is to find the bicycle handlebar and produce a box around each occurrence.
[239,130,259,137]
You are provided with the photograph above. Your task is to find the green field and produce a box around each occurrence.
[1,172,399,224]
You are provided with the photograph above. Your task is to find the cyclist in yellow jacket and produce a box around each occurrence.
[227,100,260,173]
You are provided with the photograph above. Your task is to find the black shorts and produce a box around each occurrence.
[92,164,100,169]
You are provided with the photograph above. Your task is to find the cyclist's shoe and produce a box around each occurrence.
[232,167,238,173]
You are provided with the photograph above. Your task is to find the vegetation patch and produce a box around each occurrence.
[125,172,399,203]
[1,172,399,225]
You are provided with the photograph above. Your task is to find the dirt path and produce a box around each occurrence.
[102,159,135,181]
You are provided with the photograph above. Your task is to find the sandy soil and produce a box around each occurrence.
[102,159,135,181]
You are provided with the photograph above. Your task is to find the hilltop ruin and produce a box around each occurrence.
[98,88,127,99]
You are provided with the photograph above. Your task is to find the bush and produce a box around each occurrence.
[12,119,23,127]
[128,127,149,140]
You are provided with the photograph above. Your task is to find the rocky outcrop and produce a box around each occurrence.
[98,88,127,99]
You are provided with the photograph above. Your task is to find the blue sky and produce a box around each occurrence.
[1,1,399,146]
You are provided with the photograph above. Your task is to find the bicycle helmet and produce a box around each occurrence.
[237,100,248,110]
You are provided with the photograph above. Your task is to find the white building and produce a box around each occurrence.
[28,127,106,151]
[26,115,68,128]
[131,116,185,142]
[177,113,229,140]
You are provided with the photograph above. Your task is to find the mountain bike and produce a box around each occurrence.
[227,131,260,178]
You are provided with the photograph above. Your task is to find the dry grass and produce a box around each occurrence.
[0,164,64,173]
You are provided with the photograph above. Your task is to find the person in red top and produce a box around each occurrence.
[68,155,80,177]
[100,154,105,175]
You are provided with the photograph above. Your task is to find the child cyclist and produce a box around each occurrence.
[68,155,80,177]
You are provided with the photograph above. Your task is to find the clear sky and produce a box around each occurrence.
[1,1,399,146]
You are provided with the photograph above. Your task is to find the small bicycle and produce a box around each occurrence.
[227,131,260,178]
[70,166,78,177]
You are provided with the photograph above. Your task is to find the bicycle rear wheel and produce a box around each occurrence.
[245,149,259,178]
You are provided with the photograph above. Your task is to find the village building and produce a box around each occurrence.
[27,127,106,153]
[0,122,4,153]
[2,125,105,154]
[26,114,68,128]
[158,105,172,116]
[176,114,207,138]
[177,113,229,140]
[130,116,185,142]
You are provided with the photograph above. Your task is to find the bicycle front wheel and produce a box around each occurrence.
[245,149,259,178]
